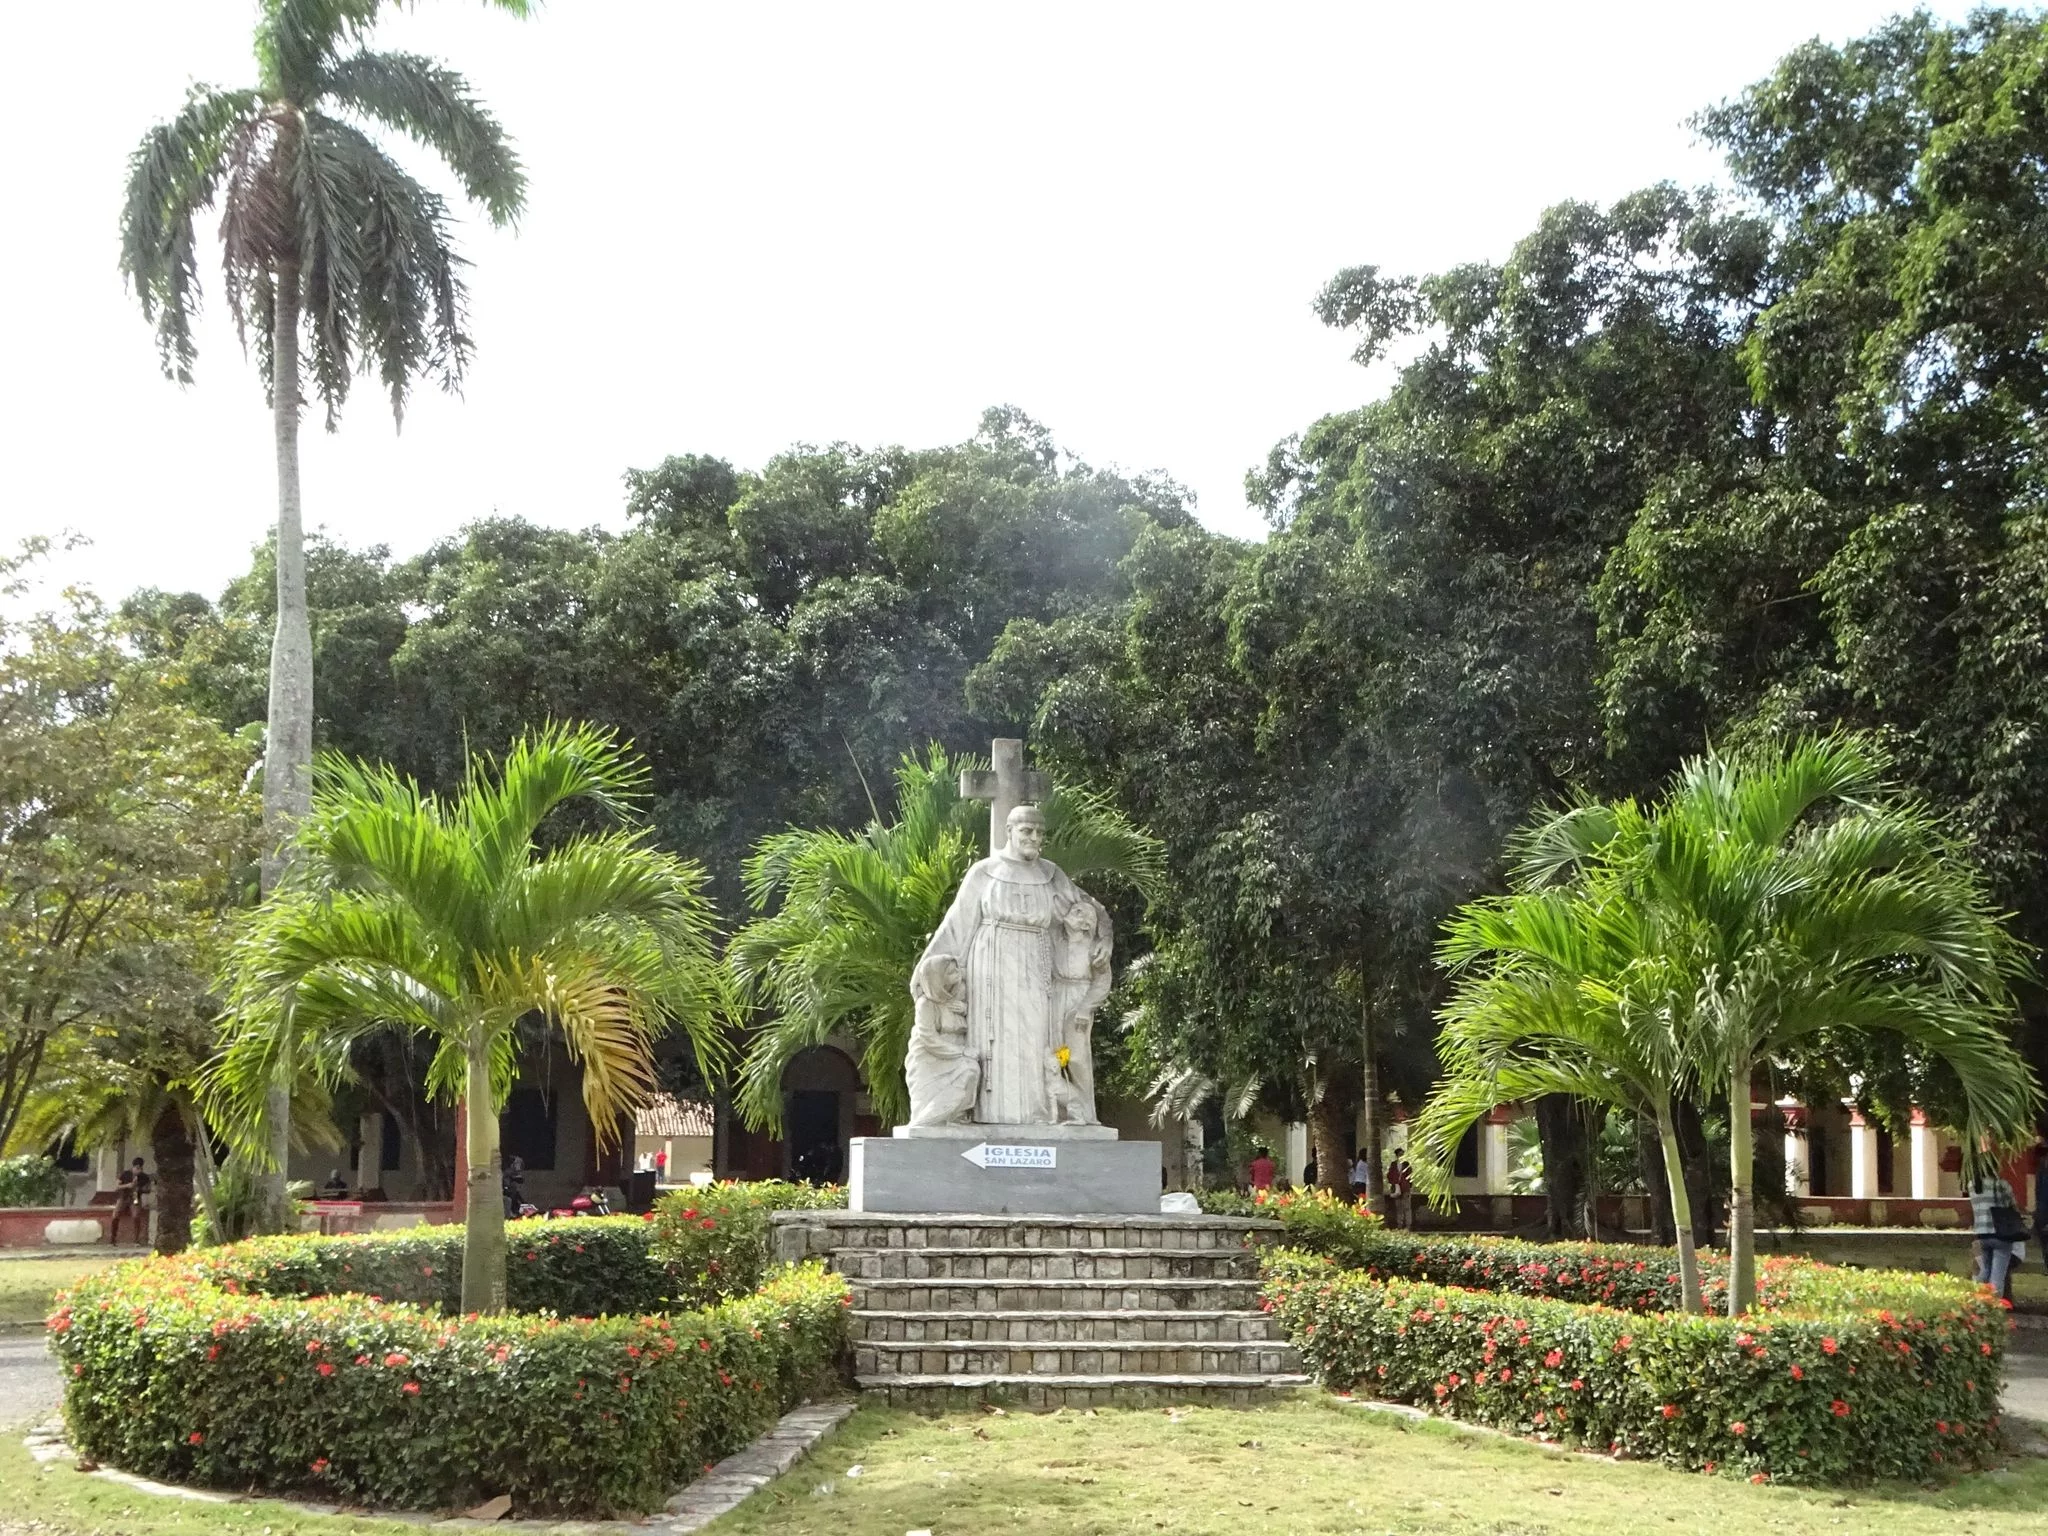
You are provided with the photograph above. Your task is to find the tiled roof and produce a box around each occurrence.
[635,1093,715,1138]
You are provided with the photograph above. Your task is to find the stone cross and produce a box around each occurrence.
[959,737,1052,854]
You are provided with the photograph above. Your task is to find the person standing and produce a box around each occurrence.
[1350,1150,1372,1202]
[1248,1145,1276,1193]
[1969,1168,2024,1301]
[1387,1152,1415,1230]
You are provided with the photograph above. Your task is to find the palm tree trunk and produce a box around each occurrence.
[257,262,312,1235]
[150,1101,195,1256]
[1727,1060,1755,1316]
[459,1046,507,1315]
[1360,990,1385,1215]
[183,1100,222,1244]
[1652,1095,1703,1314]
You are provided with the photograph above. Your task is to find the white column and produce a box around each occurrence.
[1848,1113,1880,1199]
[1481,1119,1512,1195]
[356,1114,382,1192]
[1284,1122,1309,1186]
[94,1144,123,1194]
[1909,1110,1941,1199]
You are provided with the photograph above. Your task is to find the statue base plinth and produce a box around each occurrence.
[892,1122,1119,1141]
[850,1129,1162,1214]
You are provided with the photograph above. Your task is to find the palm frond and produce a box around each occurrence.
[322,49,523,223]
[119,87,263,382]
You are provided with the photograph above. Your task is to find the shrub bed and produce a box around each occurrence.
[50,1200,851,1516]
[649,1181,846,1307]
[1204,1187,1737,1311]
[1263,1247,2004,1482]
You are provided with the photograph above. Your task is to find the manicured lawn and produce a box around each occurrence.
[8,1391,2048,1535]
[715,1395,2048,1536]
[0,1435,412,1536]
[0,1254,125,1328]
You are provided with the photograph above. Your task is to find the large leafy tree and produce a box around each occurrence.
[1599,11,2048,959]
[120,0,528,1227]
[131,411,1190,910]
[729,746,1162,1132]
[212,724,729,1313]
[0,547,258,1172]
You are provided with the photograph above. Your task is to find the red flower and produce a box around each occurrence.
[188,1431,204,1445]
[698,1337,711,1352]
[1749,1473,1768,1485]
[1820,1337,1837,1354]
[1544,1349,1563,1368]
[1730,1421,1746,1436]
[1570,1379,1584,1391]
[1830,1399,1850,1417]
[1789,1364,1803,1381]
[206,1345,220,1362]
[306,1339,323,1354]
[402,1381,421,1396]
[317,1362,335,1377]
[311,1458,329,1474]
[1981,1341,1993,1356]
[1661,1404,1679,1420]
[719,1371,733,1386]
[384,1352,408,1368]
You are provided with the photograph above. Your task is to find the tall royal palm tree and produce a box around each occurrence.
[1433,734,2039,1317]
[120,0,529,1227]
[729,747,1163,1133]
[212,725,732,1313]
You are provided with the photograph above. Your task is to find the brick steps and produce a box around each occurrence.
[856,1372,1313,1411]
[850,1308,1279,1343]
[832,1246,1258,1281]
[847,1278,1266,1312]
[857,1339,1297,1377]
[771,1210,1299,1410]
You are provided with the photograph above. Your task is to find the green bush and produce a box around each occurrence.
[649,1182,846,1308]
[190,1216,689,1316]
[1199,1187,1734,1312]
[49,1237,849,1516]
[1263,1248,2003,1483]
[0,1153,65,1207]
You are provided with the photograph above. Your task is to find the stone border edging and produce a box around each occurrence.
[23,1398,857,1533]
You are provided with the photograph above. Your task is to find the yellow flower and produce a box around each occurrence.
[1055,1045,1071,1069]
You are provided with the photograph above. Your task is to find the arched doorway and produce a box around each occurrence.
[781,1045,863,1184]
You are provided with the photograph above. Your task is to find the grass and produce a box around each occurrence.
[0,1253,124,1328]
[7,1387,2048,1535]
[711,1395,2048,1536]
[0,1436,416,1536]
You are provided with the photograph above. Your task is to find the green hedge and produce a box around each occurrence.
[1202,1186,1736,1312]
[648,1181,845,1308]
[50,1234,849,1516]
[1263,1248,2004,1482]
[187,1216,686,1317]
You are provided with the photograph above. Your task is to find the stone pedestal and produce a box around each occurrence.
[849,1125,1161,1214]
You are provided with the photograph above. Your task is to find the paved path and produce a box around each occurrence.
[0,1334,62,1430]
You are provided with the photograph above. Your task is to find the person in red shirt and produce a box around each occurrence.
[1248,1146,1276,1192]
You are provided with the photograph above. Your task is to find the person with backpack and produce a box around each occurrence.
[1969,1168,2025,1302]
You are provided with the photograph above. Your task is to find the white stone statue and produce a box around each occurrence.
[909,803,1113,1127]
[904,953,979,1126]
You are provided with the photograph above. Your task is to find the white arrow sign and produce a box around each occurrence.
[960,1142,1057,1170]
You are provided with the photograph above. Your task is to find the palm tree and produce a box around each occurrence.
[1435,734,2039,1317]
[1413,861,1710,1310]
[120,0,529,1228]
[729,747,1162,1133]
[212,724,731,1313]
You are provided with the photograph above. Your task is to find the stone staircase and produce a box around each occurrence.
[771,1211,1308,1410]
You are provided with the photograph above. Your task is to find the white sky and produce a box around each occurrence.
[2,1,1972,608]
